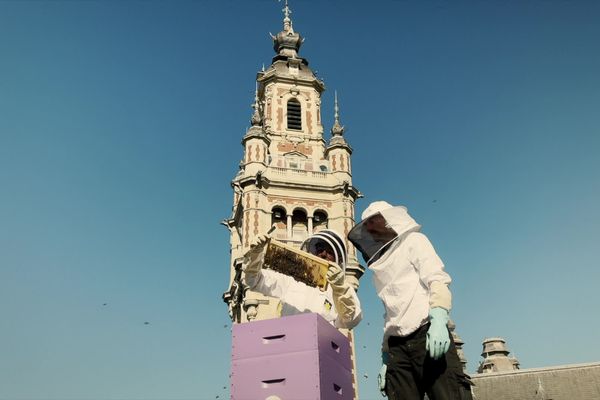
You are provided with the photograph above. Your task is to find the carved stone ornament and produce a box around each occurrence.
[287,135,304,145]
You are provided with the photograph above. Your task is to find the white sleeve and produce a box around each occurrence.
[430,281,452,311]
[333,286,363,330]
[407,232,452,310]
[244,269,295,300]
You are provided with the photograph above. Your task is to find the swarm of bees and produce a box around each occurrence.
[263,240,329,290]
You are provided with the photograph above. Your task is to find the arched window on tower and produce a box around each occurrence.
[292,208,308,242]
[287,99,302,130]
[271,207,287,239]
[313,210,328,232]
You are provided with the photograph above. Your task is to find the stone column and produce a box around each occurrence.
[287,214,292,238]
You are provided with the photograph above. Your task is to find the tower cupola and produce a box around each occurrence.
[270,0,305,62]
[477,337,521,373]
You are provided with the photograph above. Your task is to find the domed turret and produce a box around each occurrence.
[477,337,520,373]
[270,0,306,62]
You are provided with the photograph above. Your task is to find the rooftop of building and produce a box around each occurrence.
[471,362,600,400]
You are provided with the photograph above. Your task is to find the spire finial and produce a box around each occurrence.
[251,82,262,126]
[334,90,340,123]
[279,0,293,32]
[331,90,345,137]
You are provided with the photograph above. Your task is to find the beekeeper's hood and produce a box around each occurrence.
[301,229,347,271]
[348,201,421,265]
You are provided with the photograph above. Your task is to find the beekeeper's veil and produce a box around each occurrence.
[301,229,347,271]
[348,201,421,265]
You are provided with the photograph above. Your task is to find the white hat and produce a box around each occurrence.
[361,201,395,220]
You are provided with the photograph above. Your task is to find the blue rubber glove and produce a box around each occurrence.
[378,352,389,396]
[426,307,450,360]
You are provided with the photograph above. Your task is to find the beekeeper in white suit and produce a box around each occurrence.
[348,201,472,400]
[242,229,362,330]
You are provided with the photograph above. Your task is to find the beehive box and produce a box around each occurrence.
[231,312,352,368]
[231,351,353,400]
[231,313,354,400]
[263,239,329,291]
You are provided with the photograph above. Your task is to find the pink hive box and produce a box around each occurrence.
[231,313,354,400]
[231,312,352,370]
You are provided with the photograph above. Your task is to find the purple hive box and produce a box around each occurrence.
[231,313,355,400]
[231,351,353,400]
[232,312,351,371]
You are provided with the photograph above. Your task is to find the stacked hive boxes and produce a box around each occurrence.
[231,313,354,399]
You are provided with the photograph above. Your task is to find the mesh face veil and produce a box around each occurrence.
[348,212,399,265]
[301,229,347,271]
[348,203,421,266]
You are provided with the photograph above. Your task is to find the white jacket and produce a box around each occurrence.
[372,232,451,350]
[359,203,452,351]
[245,268,362,330]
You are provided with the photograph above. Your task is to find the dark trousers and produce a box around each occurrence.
[385,324,473,400]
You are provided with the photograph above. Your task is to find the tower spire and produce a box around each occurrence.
[250,82,262,126]
[281,0,293,33]
[331,90,345,137]
[334,91,340,123]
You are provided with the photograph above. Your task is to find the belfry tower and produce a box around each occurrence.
[222,3,364,395]
[223,2,363,324]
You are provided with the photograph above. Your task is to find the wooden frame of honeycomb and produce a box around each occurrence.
[263,239,329,291]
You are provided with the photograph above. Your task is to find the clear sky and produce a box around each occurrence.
[1,1,599,399]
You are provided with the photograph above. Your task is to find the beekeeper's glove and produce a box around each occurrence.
[243,234,270,278]
[327,262,357,325]
[326,261,345,291]
[378,351,389,396]
[426,307,451,360]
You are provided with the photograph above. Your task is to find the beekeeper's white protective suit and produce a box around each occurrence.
[349,201,472,400]
[348,201,452,351]
[243,229,362,330]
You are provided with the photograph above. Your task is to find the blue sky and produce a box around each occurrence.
[1,1,599,399]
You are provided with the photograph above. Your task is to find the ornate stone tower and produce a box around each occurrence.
[222,3,364,396]
[477,337,521,373]
[222,2,363,324]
